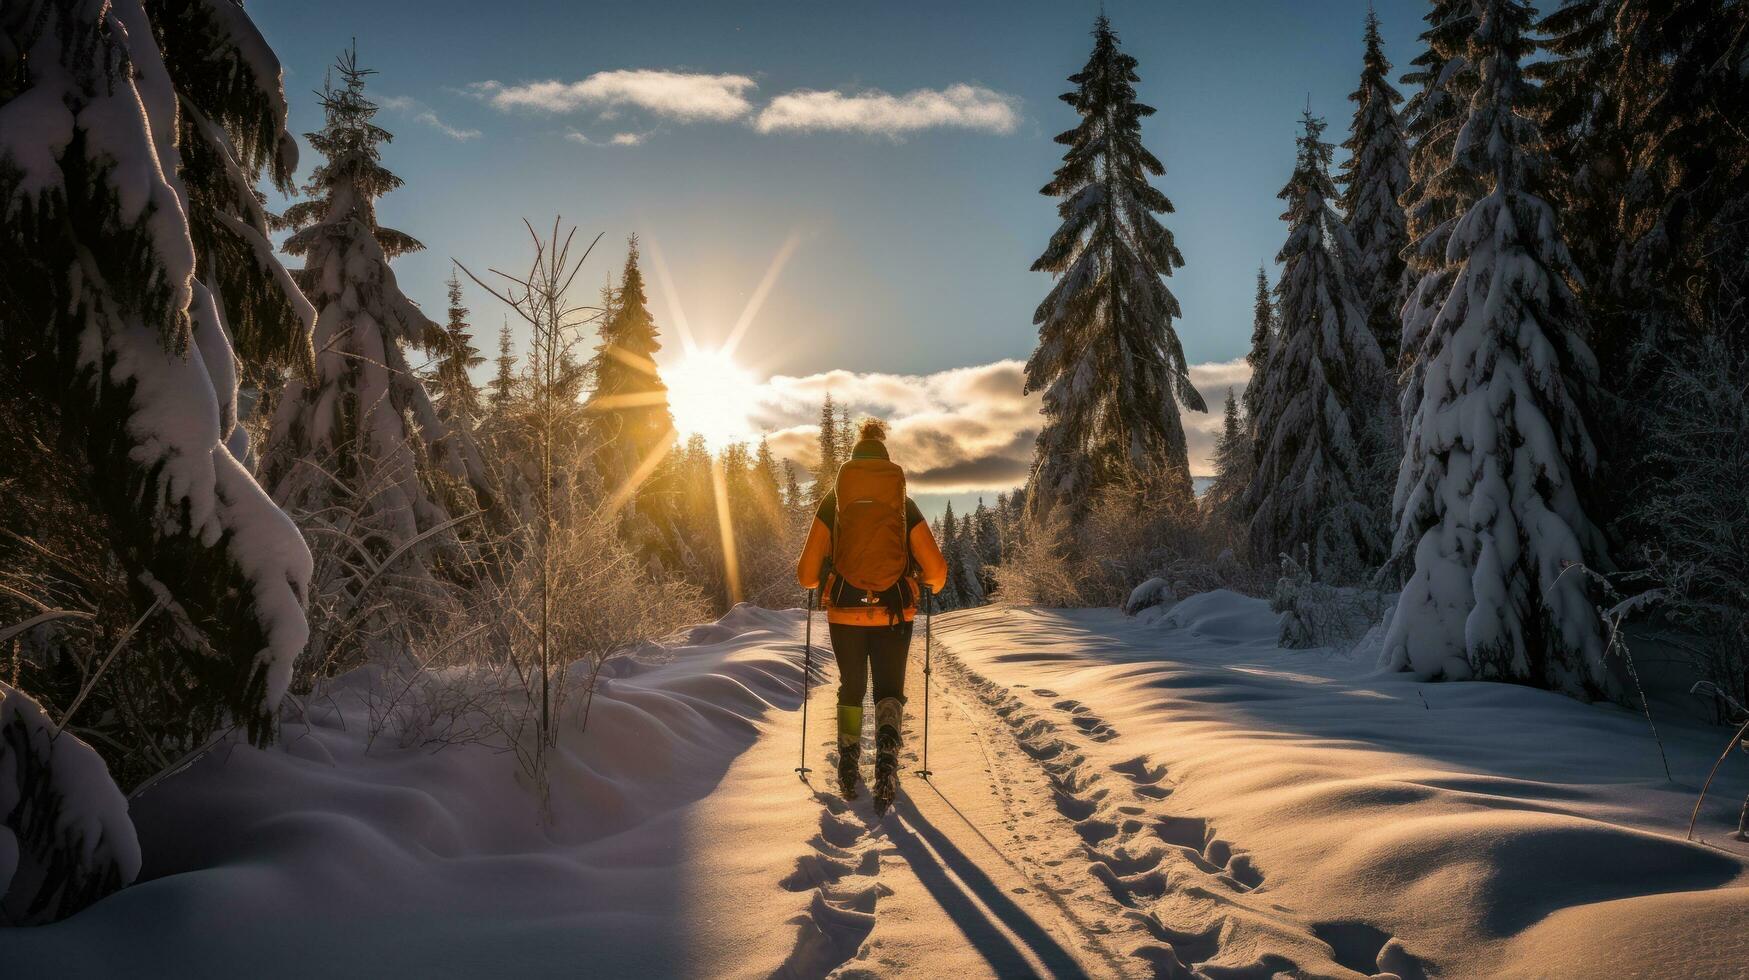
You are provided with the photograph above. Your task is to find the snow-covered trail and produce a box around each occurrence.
[6,598,1747,978]
[725,608,1131,979]
[757,602,1382,979]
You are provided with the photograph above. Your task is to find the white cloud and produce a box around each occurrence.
[414,110,480,141]
[747,357,1249,492]
[469,70,757,122]
[564,129,649,148]
[1184,358,1252,477]
[752,360,1038,493]
[754,83,1019,137]
[377,95,479,140]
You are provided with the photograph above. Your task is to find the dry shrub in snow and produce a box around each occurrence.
[991,509,1084,607]
[1074,468,1228,607]
[997,468,1244,609]
[1271,548,1388,651]
[288,427,706,800]
[1631,322,1749,717]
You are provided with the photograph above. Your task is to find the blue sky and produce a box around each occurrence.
[253,0,1424,510]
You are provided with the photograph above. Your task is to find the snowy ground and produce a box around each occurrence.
[4,596,1747,978]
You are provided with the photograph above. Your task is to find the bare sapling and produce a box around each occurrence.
[459,219,604,794]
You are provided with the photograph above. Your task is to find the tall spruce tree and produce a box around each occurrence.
[971,497,1002,595]
[491,323,517,410]
[834,404,854,466]
[584,238,676,498]
[1386,0,1611,698]
[1,0,313,733]
[264,46,485,575]
[1206,387,1253,520]
[938,503,966,609]
[1243,266,1276,432]
[1528,1,1626,312]
[1247,111,1388,581]
[782,460,803,511]
[812,394,840,499]
[752,437,785,524]
[429,270,486,426]
[1399,0,1483,411]
[1612,0,1749,333]
[1527,1,1644,542]
[1026,15,1204,522]
[0,0,314,918]
[1339,8,1412,369]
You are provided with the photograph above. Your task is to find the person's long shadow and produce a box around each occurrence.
[888,790,1090,980]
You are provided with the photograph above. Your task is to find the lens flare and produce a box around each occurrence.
[665,347,760,451]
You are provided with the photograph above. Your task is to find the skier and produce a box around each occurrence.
[797,418,947,815]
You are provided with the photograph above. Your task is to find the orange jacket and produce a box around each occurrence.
[797,489,948,626]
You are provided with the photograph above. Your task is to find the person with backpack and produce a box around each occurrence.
[796,418,948,814]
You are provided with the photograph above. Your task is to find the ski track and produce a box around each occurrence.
[935,635,1429,980]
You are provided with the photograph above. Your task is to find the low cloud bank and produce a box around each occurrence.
[748,357,1249,495]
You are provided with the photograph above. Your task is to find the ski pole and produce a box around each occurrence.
[796,588,815,778]
[918,585,933,780]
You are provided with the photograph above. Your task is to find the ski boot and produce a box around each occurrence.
[836,706,863,800]
[872,697,903,816]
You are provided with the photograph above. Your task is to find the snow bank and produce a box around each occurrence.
[935,601,1749,977]
[0,607,805,972]
[1121,576,1175,618]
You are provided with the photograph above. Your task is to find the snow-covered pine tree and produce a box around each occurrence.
[264,46,485,580]
[156,0,318,464]
[834,404,854,468]
[812,394,840,500]
[0,0,313,728]
[428,270,486,427]
[752,438,785,526]
[1246,111,1388,582]
[1026,15,1204,522]
[971,497,1002,595]
[1399,0,1483,412]
[1242,266,1276,430]
[491,323,518,411]
[951,522,988,609]
[1338,7,1411,370]
[0,0,314,916]
[937,503,965,610]
[584,238,677,501]
[1612,0,1749,335]
[782,460,804,511]
[1386,0,1612,698]
[1206,387,1253,520]
[1525,1,1648,541]
[1528,1,1625,312]
[951,499,989,607]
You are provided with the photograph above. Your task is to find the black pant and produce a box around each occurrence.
[830,622,913,708]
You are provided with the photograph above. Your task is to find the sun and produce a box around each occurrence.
[665,348,761,451]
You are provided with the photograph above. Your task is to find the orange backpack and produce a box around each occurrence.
[832,458,911,613]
